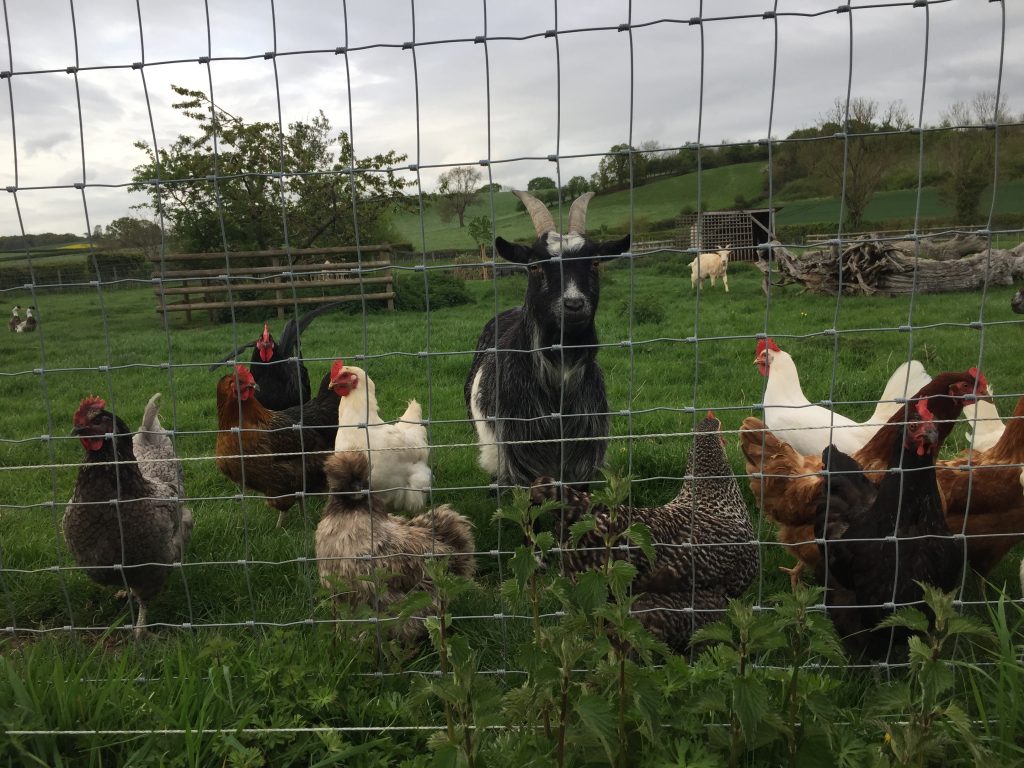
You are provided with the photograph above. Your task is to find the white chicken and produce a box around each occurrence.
[327,360,431,514]
[756,338,933,456]
[964,397,1005,453]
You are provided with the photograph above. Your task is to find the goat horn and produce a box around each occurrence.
[512,190,556,237]
[567,192,595,235]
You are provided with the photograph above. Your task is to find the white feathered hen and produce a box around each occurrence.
[327,360,431,514]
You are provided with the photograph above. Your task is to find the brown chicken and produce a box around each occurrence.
[741,369,989,585]
[216,365,340,526]
[936,394,1024,574]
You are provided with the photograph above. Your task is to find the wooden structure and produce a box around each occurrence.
[151,245,394,322]
[679,209,777,262]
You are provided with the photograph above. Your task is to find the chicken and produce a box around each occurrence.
[62,394,193,636]
[531,412,757,652]
[15,306,36,333]
[814,400,961,660]
[936,394,1024,574]
[756,338,932,456]
[8,305,20,332]
[209,301,344,411]
[742,369,989,586]
[215,364,340,526]
[316,451,475,642]
[963,398,1004,453]
[328,361,431,514]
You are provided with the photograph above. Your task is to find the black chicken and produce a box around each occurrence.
[209,301,344,411]
[814,399,962,660]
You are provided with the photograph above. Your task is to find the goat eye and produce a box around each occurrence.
[529,264,543,276]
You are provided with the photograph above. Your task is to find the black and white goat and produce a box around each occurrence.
[463,190,630,487]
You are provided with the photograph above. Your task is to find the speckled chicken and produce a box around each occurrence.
[316,451,475,642]
[531,411,757,652]
[62,393,193,635]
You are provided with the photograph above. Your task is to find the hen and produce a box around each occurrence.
[814,400,961,660]
[531,412,757,652]
[757,337,932,456]
[215,364,340,526]
[316,451,475,642]
[63,394,193,635]
[329,361,431,514]
[937,393,1024,574]
[742,369,988,585]
[209,301,344,411]
[8,305,20,332]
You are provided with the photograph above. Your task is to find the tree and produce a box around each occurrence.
[562,175,590,200]
[526,176,556,192]
[103,216,163,256]
[131,85,408,252]
[811,97,910,229]
[467,215,492,258]
[436,166,482,228]
[479,182,502,195]
[592,144,649,191]
[936,91,1009,224]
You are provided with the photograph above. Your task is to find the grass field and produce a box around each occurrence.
[2,261,1024,763]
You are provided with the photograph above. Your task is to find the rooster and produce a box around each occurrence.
[756,338,932,456]
[209,301,344,411]
[741,369,989,586]
[62,394,193,636]
[814,400,961,659]
[215,364,340,526]
[328,361,431,514]
[531,412,757,652]
[316,451,475,642]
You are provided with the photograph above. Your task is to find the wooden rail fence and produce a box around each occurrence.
[150,245,395,322]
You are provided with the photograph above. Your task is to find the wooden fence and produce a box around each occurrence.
[150,245,395,322]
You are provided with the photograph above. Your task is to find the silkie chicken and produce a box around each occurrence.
[316,451,475,642]
[756,337,932,456]
[15,306,36,332]
[215,364,340,526]
[329,360,431,514]
[741,368,988,586]
[209,301,344,411]
[530,412,757,652]
[937,393,1024,574]
[814,400,961,660]
[63,394,193,636]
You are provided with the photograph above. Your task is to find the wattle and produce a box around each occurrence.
[80,437,104,452]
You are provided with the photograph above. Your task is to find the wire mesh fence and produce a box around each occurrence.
[1,0,1023,758]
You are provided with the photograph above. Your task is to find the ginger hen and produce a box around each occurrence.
[741,369,989,586]
[63,394,193,636]
[216,364,339,526]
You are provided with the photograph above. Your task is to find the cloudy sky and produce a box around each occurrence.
[0,0,1018,236]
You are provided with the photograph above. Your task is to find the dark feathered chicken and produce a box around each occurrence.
[531,412,757,652]
[62,393,193,635]
[814,400,962,660]
[215,365,340,526]
[209,301,344,411]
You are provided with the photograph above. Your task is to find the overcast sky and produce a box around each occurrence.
[0,0,1018,237]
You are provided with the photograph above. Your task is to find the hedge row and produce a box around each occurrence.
[0,251,151,291]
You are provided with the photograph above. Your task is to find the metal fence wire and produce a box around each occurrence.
[0,0,1022,746]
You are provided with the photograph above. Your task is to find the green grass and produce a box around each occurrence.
[2,263,1024,761]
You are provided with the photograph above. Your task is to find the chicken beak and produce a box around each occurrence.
[70,425,85,436]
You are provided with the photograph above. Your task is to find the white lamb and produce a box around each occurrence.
[690,246,731,292]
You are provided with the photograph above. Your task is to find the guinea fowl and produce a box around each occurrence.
[316,451,475,642]
[209,301,344,411]
[215,365,340,526]
[531,411,757,652]
[814,400,962,660]
[63,394,193,636]
[741,369,989,586]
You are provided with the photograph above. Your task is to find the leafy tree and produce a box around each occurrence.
[103,216,163,256]
[562,175,590,200]
[467,215,492,258]
[936,91,1009,224]
[436,166,482,228]
[478,182,502,195]
[526,176,556,192]
[592,144,649,191]
[130,85,408,252]
[811,97,911,229]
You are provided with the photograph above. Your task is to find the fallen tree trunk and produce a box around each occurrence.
[756,238,1024,296]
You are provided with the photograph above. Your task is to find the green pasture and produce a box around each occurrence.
[2,261,1024,763]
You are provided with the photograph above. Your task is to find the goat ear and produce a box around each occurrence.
[597,234,630,256]
[495,236,533,264]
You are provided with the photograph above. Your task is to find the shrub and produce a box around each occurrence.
[618,294,665,325]
[394,269,473,311]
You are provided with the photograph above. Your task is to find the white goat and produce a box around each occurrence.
[690,245,731,292]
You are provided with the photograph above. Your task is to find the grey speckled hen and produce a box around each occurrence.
[532,412,757,652]
[62,393,193,635]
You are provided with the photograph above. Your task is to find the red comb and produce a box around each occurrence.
[260,322,271,341]
[756,337,780,354]
[74,395,105,426]
[707,409,715,420]
[234,364,253,381]
[330,359,345,376]
[915,399,935,421]
[968,366,989,392]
